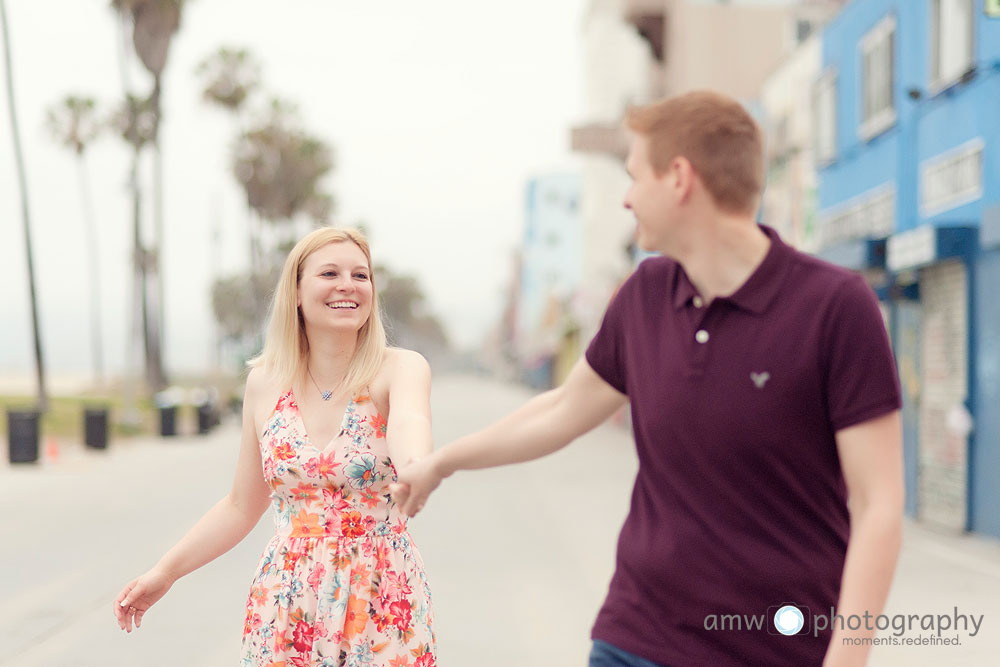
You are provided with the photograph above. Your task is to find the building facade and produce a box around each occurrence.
[814,0,1000,536]
[513,174,584,388]
[760,33,824,252]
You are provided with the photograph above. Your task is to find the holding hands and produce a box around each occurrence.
[390,453,448,517]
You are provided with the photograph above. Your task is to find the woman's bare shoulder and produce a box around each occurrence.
[244,366,286,431]
[383,347,430,373]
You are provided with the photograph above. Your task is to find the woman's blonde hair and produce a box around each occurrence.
[249,227,387,396]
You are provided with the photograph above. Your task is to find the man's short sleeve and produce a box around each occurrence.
[585,279,631,395]
[823,274,902,432]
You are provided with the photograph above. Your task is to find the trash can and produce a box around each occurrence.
[159,405,178,437]
[84,407,109,449]
[196,402,213,435]
[155,387,186,438]
[7,409,40,464]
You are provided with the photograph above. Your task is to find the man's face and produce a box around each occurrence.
[623,134,677,253]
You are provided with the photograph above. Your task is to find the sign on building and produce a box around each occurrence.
[817,185,896,248]
[920,139,984,217]
[887,225,937,272]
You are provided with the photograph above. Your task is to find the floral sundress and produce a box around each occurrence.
[241,389,436,667]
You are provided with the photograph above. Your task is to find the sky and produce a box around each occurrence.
[0,0,587,381]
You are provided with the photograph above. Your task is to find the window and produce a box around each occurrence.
[859,15,896,139]
[812,70,837,165]
[931,0,975,90]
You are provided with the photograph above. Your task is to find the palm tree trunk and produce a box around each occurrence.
[150,75,167,391]
[77,155,105,386]
[1,0,47,411]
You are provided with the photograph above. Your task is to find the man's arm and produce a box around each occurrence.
[391,357,627,516]
[823,410,904,667]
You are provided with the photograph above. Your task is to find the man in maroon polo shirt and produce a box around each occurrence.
[392,91,903,666]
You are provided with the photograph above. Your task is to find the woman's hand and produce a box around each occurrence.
[113,566,175,633]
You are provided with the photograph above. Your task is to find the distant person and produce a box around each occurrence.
[114,227,437,667]
[391,91,903,666]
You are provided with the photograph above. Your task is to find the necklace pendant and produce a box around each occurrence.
[321,390,332,401]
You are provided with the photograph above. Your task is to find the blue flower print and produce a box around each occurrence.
[344,453,379,490]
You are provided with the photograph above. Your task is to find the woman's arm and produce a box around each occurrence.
[113,368,275,632]
[383,348,434,469]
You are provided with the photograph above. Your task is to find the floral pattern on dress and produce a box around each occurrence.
[242,389,436,667]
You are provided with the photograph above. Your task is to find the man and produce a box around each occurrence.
[393,91,903,666]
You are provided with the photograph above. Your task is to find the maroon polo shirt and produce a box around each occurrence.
[585,225,901,666]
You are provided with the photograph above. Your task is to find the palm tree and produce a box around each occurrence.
[46,96,105,386]
[1,0,47,411]
[209,101,336,357]
[196,47,265,269]
[111,0,189,392]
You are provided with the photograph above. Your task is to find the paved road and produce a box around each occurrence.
[1,374,998,666]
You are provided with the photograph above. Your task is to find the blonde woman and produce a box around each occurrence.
[113,227,437,667]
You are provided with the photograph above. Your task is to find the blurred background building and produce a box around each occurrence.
[512,173,584,388]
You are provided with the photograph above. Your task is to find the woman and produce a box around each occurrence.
[113,227,437,667]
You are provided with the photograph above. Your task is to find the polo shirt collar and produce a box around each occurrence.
[671,224,790,315]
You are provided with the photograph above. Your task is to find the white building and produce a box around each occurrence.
[759,34,823,252]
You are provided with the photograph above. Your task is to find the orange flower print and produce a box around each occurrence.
[302,451,340,479]
[341,510,366,539]
[243,599,259,635]
[273,440,296,461]
[389,654,413,666]
[371,412,388,438]
[374,543,392,571]
[282,551,303,572]
[343,595,370,641]
[290,483,318,502]
[360,487,380,509]
[373,612,393,633]
[291,511,322,537]
[250,584,269,606]
[350,563,371,590]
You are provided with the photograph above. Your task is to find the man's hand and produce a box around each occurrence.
[390,453,447,517]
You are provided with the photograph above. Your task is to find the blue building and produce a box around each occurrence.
[515,173,583,389]
[815,0,1000,537]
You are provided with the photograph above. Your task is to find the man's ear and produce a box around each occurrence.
[672,156,696,204]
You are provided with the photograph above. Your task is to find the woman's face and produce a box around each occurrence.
[296,241,374,335]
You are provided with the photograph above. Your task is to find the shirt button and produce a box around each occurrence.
[693,296,704,308]
[695,329,710,344]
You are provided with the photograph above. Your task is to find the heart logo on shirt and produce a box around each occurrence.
[751,372,770,389]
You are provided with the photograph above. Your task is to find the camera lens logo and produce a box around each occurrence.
[773,605,805,636]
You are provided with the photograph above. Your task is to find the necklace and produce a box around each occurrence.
[307,367,335,401]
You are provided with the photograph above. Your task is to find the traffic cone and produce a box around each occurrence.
[45,436,60,462]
